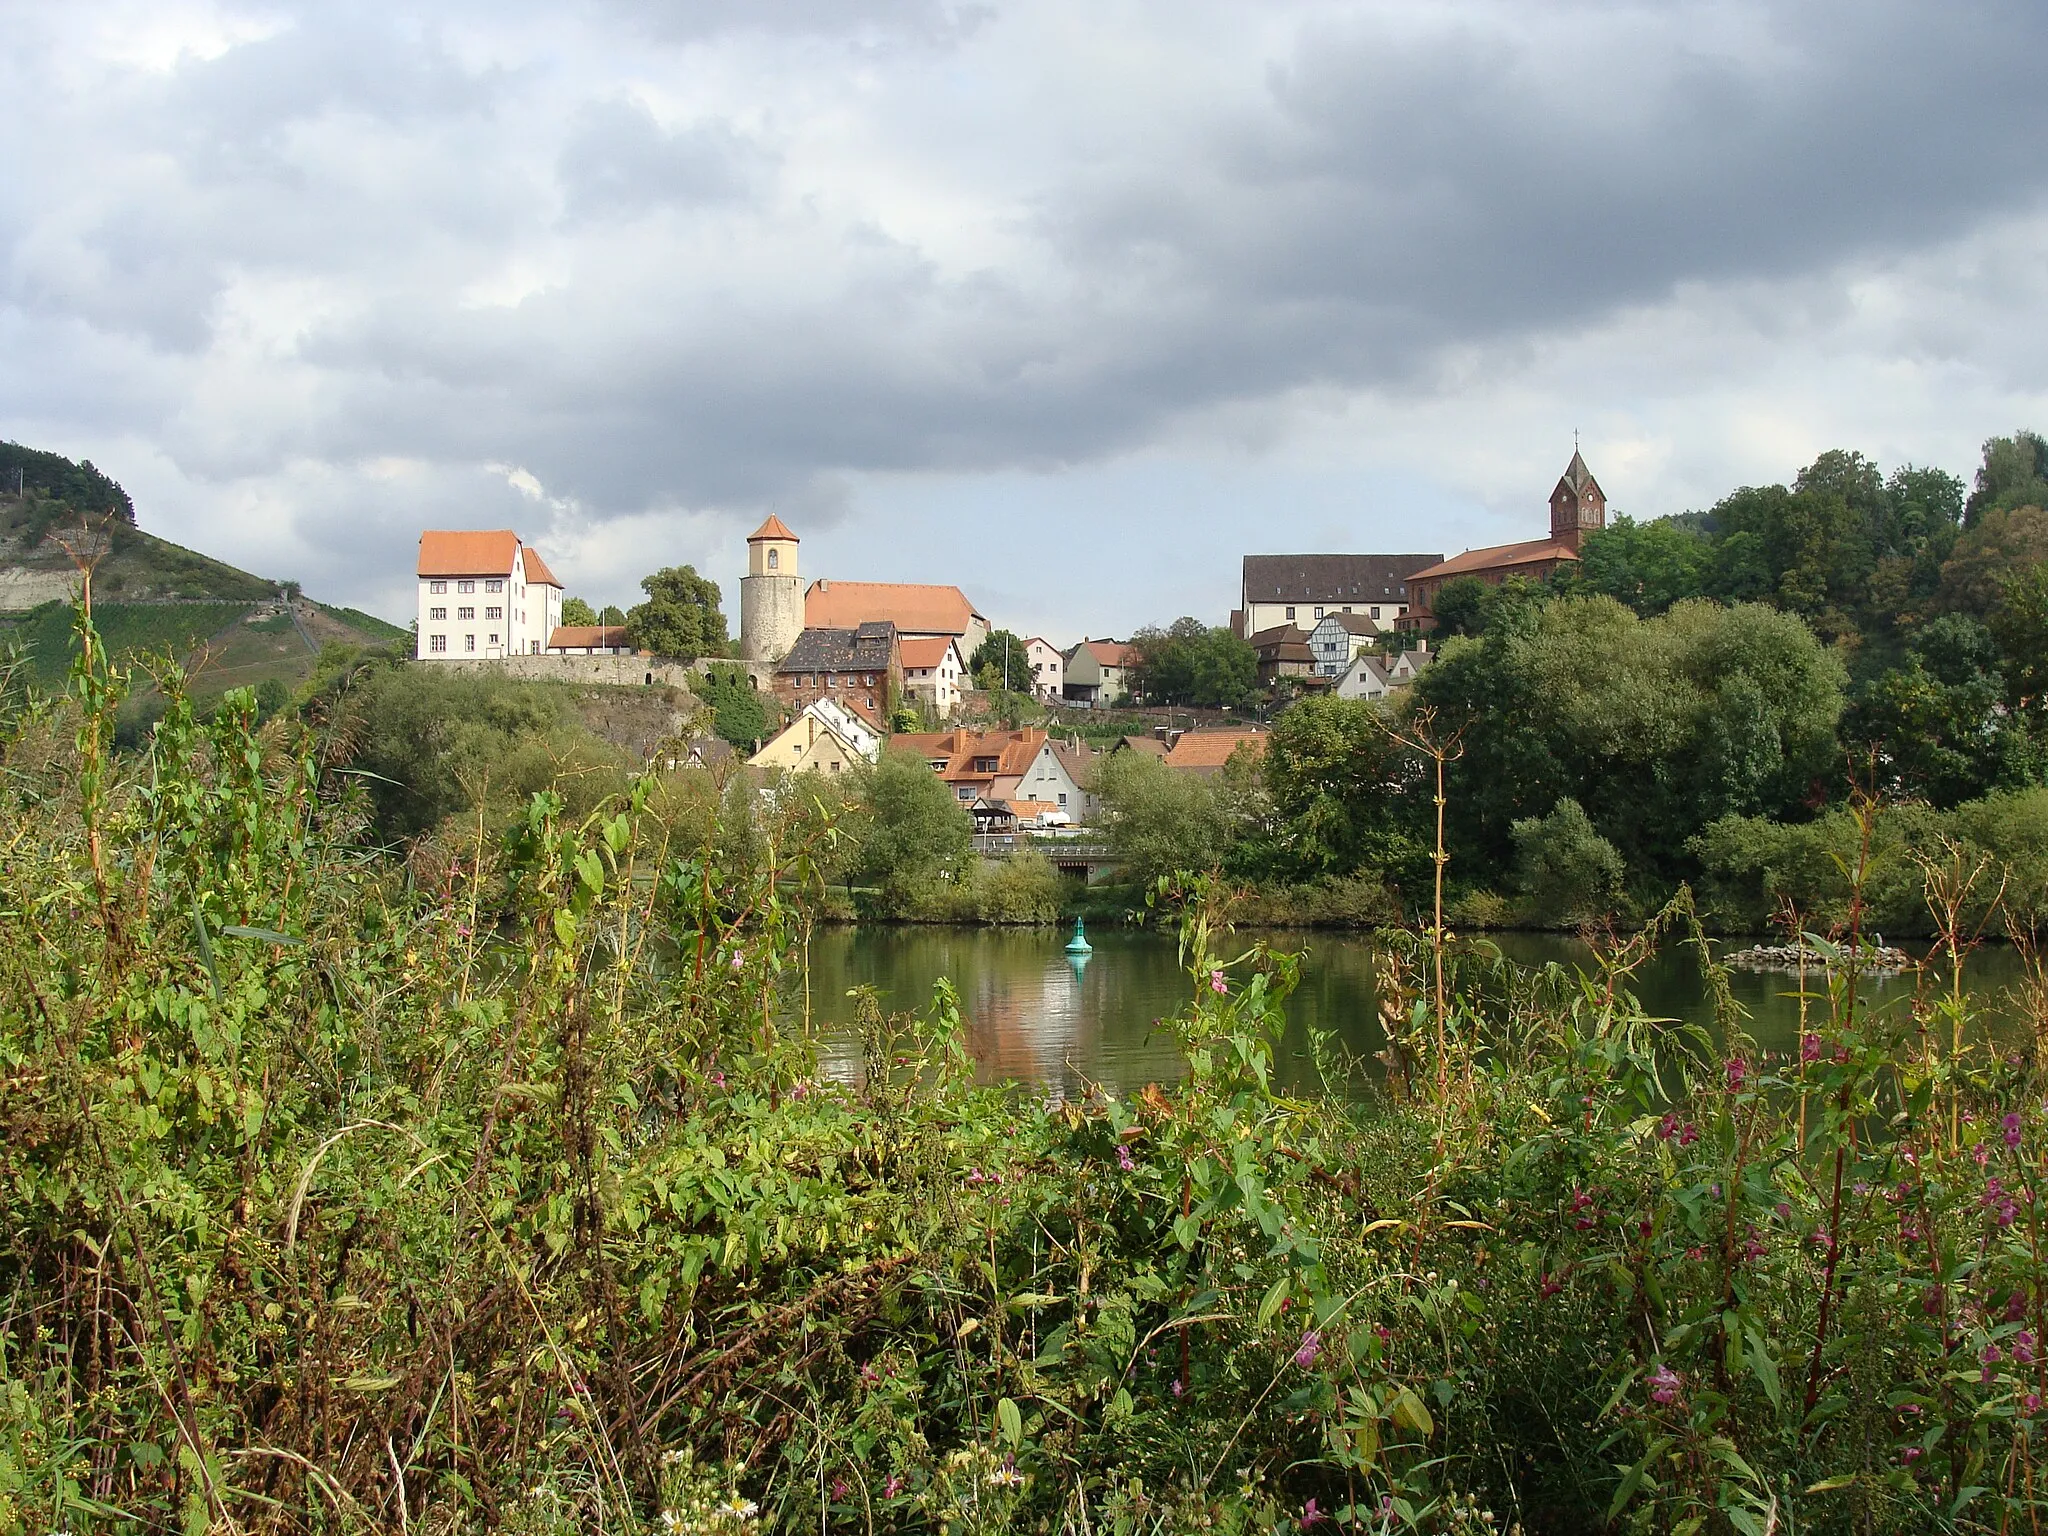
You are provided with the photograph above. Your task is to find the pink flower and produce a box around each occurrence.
[729,949,744,970]
[1800,1032,1823,1064]
[1903,1446,1923,1465]
[2029,1394,2043,1416]
[1678,1122,1699,1147]
[1975,1142,1992,1168]
[1301,1498,1325,1528]
[832,1478,848,1500]
[2006,1112,2024,1150]
[1170,1378,1184,1397]
[1208,969,1228,996]
[2016,1330,2037,1365]
[884,1475,904,1498]
[1293,1330,1323,1369]
[1725,1056,1750,1092]
[709,1069,726,1089]
[1647,1364,1681,1404]
[1116,1144,1136,1173]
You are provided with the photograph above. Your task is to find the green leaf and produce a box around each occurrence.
[220,925,303,946]
[997,1396,1023,1447]
[1172,1213,1202,1250]
[1389,1387,1433,1438]
[1257,1275,1291,1328]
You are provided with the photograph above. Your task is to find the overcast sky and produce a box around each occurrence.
[3,0,2045,637]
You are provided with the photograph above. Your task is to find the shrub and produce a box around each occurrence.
[1511,796,1624,924]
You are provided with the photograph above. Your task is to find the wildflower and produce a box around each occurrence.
[1776,1201,1792,1221]
[1800,1032,1822,1064]
[831,1480,848,1501]
[2016,1330,2037,1365]
[1538,1273,1563,1299]
[1853,1180,1870,1196]
[1209,969,1228,996]
[1116,1144,1136,1173]
[883,1475,904,1498]
[1725,1056,1750,1092]
[1975,1141,1991,1168]
[2029,1394,2043,1415]
[1293,1330,1323,1369]
[1678,1122,1699,1146]
[1647,1364,1682,1404]
[1656,1112,1679,1141]
[709,1069,727,1089]
[1902,1446,1923,1465]
[1984,1343,2004,1365]
[985,1459,1024,1489]
[1301,1498,1325,1528]
[1171,1378,1185,1397]
[2006,1112,2024,1150]
[729,949,744,971]
[2007,1292,2030,1322]
[966,1167,986,1185]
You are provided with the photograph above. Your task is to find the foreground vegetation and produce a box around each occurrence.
[12,600,2048,1534]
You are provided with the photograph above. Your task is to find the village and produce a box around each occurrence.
[405,450,1610,842]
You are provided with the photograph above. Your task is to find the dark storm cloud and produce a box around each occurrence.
[4,0,2048,617]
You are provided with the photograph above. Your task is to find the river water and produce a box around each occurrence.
[798,925,2040,1097]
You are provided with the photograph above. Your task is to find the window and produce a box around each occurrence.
[458,580,475,594]
[485,579,503,593]
[464,634,476,652]
[429,606,447,620]
[430,580,447,594]
[1370,606,1381,619]
[828,760,840,772]
[489,634,499,647]
[824,672,835,686]
[957,786,973,800]
[1314,606,1324,619]
[1343,605,1352,613]
[458,606,475,620]
[429,634,447,653]
[767,548,779,570]
[1058,793,1067,806]
[1285,606,1295,620]
[485,606,503,620]
[865,674,876,686]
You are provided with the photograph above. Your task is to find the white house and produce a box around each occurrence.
[1023,637,1065,700]
[1307,611,1383,677]
[749,698,884,776]
[900,636,967,717]
[1235,554,1439,638]
[1013,737,1099,824]
[416,530,563,659]
[1333,645,1434,701]
[1062,639,1131,705]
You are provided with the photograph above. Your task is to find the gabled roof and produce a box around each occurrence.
[419,530,520,577]
[1557,449,1603,499]
[1409,537,1581,584]
[748,514,799,542]
[890,728,1046,782]
[1164,730,1267,773]
[1114,734,1170,758]
[1240,553,1442,605]
[549,624,632,649]
[899,635,961,670]
[1312,610,1381,637]
[1248,624,1313,660]
[805,580,980,636]
[521,547,562,587]
[1082,639,1129,667]
[777,622,898,675]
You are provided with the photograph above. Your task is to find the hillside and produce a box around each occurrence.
[0,442,407,698]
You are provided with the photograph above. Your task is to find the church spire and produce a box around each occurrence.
[1549,444,1606,550]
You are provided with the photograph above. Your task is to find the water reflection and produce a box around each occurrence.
[801,926,2037,1097]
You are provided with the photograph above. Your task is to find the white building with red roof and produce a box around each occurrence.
[415,530,563,659]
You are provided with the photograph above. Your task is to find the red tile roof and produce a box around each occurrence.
[899,636,958,669]
[549,625,632,650]
[418,530,520,577]
[748,514,799,542]
[521,546,562,586]
[806,580,979,636]
[891,728,1045,783]
[1409,537,1580,583]
[1164,730,1267,773]
[1082,639,1130,667]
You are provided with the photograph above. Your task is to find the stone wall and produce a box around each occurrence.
[438,652,778,691]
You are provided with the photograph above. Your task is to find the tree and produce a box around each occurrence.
[560,596,598,627]
[1126,618,1257,707]
[696,663,770,749]
[1427,577,1493,639]
[1567,515,1710,616]
[1966,431,2048,526]
[1511,797,1624,922]
[1936,506,2048,617]
[1260,695,1429,887]
[1092,752,1236,885]
[1991,563,2048,721]
[598,604,626,627]
[856,748,973,907]
[970,629,1029,692]
[626,566,728,660]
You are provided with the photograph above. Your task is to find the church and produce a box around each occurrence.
[1398,449,1607,631]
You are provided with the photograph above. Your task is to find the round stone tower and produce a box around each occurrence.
[739,514,804,663]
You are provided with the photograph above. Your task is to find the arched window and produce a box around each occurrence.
[767,548,779,570]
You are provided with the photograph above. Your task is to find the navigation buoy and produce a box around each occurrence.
[1065,918,1092,955]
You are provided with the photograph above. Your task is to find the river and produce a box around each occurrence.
[798,925,2041,1097]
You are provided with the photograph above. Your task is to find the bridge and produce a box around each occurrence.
[972,832,1121,882]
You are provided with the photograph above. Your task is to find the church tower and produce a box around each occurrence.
[1548,447,1606,553]
[739,515,803,663]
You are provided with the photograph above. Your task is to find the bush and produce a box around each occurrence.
[1511,796,1625,924]
[1239,875,1400,928]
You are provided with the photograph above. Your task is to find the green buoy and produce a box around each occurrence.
[1065,918,1092,955]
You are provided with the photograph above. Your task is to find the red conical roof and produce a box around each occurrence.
[748,514,799,542]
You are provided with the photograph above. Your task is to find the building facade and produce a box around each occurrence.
[804,579,989,659]
[749,699,883,777]
[416,530,563,659]
[1401,451,1605,631]
[1022,637,1065,699]
[1234,553,1440,639]
[1306,610,1382,676]
[772,622,901,728]
[1061,639,1130,704]
[891,727,1047,806]
[900,635,967,717]
[1248,624,1316,685]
